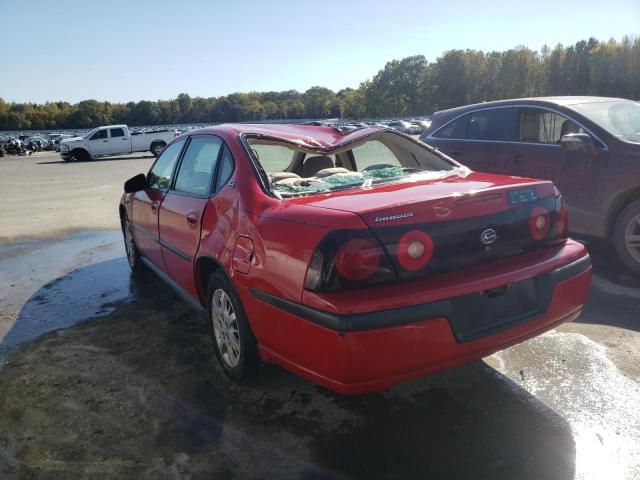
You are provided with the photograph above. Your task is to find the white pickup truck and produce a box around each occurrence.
[59,124,179,161]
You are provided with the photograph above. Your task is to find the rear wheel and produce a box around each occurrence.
[614,200,640,275]
[150,141,166,157]
[206,271,260,380]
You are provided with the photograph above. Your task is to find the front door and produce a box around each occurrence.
[130,137,186,270]
[501,107,606,234]
[87,129,110,156]
[159,135,224,298]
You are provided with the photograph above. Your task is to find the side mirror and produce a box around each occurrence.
[124,173,146,193]
[560,133,596,152]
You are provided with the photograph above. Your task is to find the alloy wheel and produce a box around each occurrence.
[625,213,640,264]
[124,220,136,268]
[211,289,241,368]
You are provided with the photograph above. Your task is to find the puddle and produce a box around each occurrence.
[489,330,640,480]
[0,230,136,358]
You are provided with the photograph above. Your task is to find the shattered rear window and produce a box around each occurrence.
[247,131,458,198]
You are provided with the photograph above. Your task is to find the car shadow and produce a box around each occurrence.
[0,258,576,479]
[37,154,154,165]
[573,236,640,332]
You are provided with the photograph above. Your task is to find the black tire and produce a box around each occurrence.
[613,199,640,275]
[206,271,261,380]
[73,149,89,161]
[150,141,166,157]
[122,214,143,272]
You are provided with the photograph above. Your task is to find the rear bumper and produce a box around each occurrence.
[242,243,592,394]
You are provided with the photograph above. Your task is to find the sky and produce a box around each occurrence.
[0,0,638,104]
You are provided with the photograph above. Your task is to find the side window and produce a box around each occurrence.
[90,130,108,140]
[147,138,186,190]
[467,108,517,141]
[174,136,223,196]
[519,108,584,144]
[250,144,295,172]
[215,146,235,192]
[351,140,401,170]
[110,128,125,138]
[432,114,469,139]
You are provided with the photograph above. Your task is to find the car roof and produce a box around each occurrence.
[433,96,632,117]
[187,123,383,150]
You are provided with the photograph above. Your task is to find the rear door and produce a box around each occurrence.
[109,127,130,155]
[425,107,517,173]
[130,138,186,270]
[158,135,226,298]
[87,129,110,156]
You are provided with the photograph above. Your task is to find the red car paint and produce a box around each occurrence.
[120,124,591,394]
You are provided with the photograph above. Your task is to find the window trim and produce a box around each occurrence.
[212,144,236,196]
[89,129,108,141]
[166,134,234,199]
[145,137,188,192]
[426,104,609,150]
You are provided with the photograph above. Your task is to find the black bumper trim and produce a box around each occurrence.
[250,254,591,336]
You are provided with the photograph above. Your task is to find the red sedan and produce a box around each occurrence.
[119,124,591,394]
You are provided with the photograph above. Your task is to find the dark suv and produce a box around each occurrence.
[421,96,640,274]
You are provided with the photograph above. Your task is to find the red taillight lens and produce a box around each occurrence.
[334,238,381,280]
[396,230,434,271]
[529,206,551,241]
[304,230,395,291]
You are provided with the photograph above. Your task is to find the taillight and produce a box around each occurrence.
[334,238,380,280]
[529,206,551,241]
[304,230,395,291]
[396,230,434,271]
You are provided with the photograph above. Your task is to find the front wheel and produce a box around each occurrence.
[73,149,89,161]
[206,271,261,380]
[614,200,640,275]
[123,215,143,272]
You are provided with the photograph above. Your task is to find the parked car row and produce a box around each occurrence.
[420,96,640,274]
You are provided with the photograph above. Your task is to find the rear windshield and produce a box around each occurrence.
[247,131,460,198]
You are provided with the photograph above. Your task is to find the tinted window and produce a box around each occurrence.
[467,108,516,141]
[215,146,234,192]
[432,114,469,139]
[351,140,402,170]
[174,136,222,196]
[147,138,186,190]
[519,108,584,144]
[90,130,108,140]
[110,128,125,138]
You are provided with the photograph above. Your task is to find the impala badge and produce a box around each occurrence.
[374,212,414,222]
[480,228,497,245]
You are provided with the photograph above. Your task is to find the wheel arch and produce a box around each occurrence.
[71,147,90,158]
[195,255,229,306]
[606,186,640,236]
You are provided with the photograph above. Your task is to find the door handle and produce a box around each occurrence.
[511,155,526,164]
[103,139,108,142]
[186,211,199,226]
[448,150,463,156]
[150,201,159,212]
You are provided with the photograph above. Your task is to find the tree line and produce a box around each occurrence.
[1,36,638,131]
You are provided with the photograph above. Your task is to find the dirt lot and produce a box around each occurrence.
[0,152,639,479]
